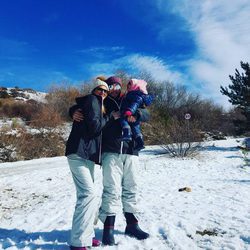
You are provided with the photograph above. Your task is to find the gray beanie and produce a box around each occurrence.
[92,79,109,91]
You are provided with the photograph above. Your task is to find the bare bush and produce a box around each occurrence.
[0,134,17,162]
[149,117,203,157]
[0,129,65,162]
[29,104,63,128]
[46,85,81,121]
[0,89,10,98]
[0,99,41,121]
[139,79,233,139]
[16,131,65,160]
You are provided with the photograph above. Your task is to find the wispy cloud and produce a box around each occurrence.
[151,0,250,107]
[86,62,117,77]
[83,53,184,85]
[77,46,125,59]
[78,46,124,53]
[124,54,183,83]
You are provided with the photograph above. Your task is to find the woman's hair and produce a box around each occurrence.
[102,105,106,114]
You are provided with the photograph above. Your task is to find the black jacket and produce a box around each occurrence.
[68,94,150,156]
[101,95,150,155]
[65,94,110,164]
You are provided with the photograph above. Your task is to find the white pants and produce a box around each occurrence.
[99,153,139,223]
[68,154,97,247]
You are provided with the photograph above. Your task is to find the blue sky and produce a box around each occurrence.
[0,0,250,108]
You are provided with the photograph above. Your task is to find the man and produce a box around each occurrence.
[71,76,150,246]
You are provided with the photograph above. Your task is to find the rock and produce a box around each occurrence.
[178,187,192,192]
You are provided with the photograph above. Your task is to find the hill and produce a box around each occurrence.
[0,87,47,103]
[0,87,68,163]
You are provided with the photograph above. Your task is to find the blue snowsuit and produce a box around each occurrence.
[120,90,153,144]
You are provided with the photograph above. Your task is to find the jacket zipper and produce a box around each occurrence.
[99,131,102,165]
[108,96,124,154]
[98,98,104,165]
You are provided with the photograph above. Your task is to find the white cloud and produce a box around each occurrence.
[87,62,117,77]
[124,54,183,83]
[152,0,250,108]
[83,53,184,85]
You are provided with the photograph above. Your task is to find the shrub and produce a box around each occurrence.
[141,78,231,133]
[16,131,65,160]
[0,134,17,162]
[46,85,81,121]
[150,116,203,157]
[0,99,41,121]
[29,104,63,128]
[0,129,65,162]
[0,90,10,98]
[11,118,25,129]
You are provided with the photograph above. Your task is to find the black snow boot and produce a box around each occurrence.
[102,216,116,246]
[124,213,149,240]
[134,136,145,151]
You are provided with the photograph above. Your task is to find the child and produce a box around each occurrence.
[120,79,153,150]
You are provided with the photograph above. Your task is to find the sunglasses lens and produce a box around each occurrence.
[114,85,121,90]
[96,87,108,93]
[109,84,121,91]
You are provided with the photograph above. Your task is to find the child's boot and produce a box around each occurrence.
[134,136,145,150]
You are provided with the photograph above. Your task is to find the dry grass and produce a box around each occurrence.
[29,105,63,128]
[0,128,65,162]
[0,99,41,121]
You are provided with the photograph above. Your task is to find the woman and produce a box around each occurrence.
[65,79,110,250]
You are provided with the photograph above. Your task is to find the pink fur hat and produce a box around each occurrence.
[127,79,148,94]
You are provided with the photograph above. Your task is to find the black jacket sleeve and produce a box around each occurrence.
[83,95,109,136]
[69,104,81,119]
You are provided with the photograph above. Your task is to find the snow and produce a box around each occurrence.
[24,92,47,103]
[0,138,249,250]
[5,88,47,103]
[0,119,71,136]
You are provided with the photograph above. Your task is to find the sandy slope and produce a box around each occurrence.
[0,139,249,250]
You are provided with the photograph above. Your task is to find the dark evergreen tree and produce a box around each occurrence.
[220,61,250,131]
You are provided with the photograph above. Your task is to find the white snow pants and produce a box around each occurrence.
[99,152,139,223]
[67,154,97,247]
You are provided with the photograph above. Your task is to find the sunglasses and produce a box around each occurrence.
[108,84,121,91]
[96,87,108,93]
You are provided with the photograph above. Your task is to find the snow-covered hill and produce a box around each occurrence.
[0,87,47,103]
[0,139,249,250]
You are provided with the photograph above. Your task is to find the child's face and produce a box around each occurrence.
[109,83,121,98]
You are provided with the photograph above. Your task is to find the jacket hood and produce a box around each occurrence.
[127,79,148,94]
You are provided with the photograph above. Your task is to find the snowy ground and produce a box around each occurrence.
[0,138,249,250]
[5,88,47,103]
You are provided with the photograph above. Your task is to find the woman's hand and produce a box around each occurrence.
[111,111,120,120]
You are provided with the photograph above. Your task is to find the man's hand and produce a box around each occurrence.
[127,115,136,123]
[73,109,84,122]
